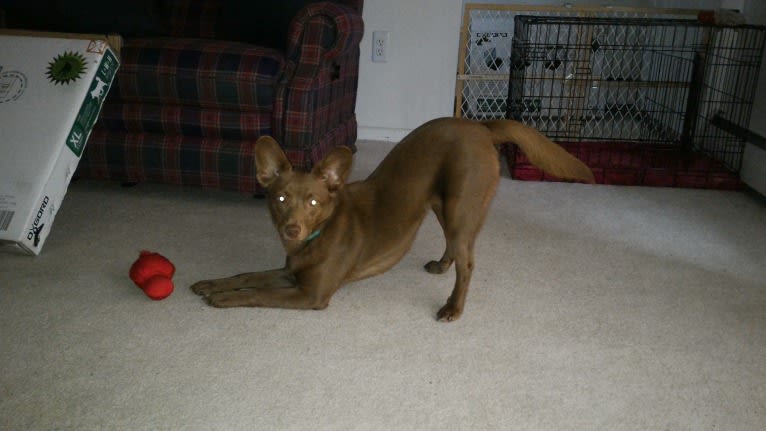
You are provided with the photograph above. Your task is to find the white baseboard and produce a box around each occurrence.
[357,126,412,142]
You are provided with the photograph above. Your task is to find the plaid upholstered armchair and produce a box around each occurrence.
[4,0,364,193]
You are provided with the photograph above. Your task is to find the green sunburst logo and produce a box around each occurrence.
[46,51,87,85]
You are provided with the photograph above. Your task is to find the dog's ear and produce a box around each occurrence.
[312,146,353,192]
[255,136,292,188]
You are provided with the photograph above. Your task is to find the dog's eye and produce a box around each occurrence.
[277,195,286,203]
[309,199,318,207]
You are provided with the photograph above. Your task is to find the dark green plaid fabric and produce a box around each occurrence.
[277,2,364,151]
[112,39,284,111]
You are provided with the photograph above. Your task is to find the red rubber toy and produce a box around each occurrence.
[141,275,175,301]
[129,251,176,300]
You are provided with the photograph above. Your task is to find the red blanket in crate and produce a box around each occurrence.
[504,141,742,190]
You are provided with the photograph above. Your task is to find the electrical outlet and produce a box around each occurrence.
[372,31,389,63]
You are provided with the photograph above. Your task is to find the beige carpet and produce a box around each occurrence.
[1,140,765,430]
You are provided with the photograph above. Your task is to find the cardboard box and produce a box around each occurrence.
[0,31,119,255]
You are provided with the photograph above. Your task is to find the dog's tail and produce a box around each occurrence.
[482,120,595,184]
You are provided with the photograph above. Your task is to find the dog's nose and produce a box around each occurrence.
[284,224,302,240]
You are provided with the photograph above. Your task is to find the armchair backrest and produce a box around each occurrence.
[330,0,363,12]
[169,0,363,50]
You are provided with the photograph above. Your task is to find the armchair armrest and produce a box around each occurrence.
[286,2,364,65]
[274,1,363,156]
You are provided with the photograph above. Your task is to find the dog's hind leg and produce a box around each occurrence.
[435,166,499,322]
[424,200,454,275]
[435,200,483,321]
[436,233,476,322]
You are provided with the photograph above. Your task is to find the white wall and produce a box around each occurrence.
[356,0,462,141]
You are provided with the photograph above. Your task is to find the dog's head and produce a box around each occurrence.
[254,136,353,251]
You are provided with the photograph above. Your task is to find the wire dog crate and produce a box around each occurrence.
[506,16,766,188]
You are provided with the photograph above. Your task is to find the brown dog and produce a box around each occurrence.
[191,117,594,321]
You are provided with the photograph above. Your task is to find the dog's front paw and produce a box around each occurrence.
[190,280,218,296]
[205,291,248,308]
